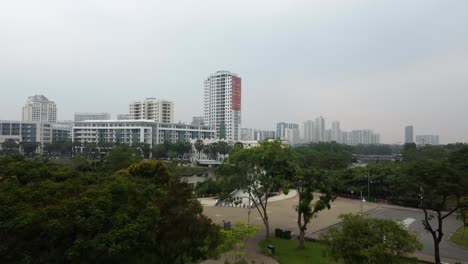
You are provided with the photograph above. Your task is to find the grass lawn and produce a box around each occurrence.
[450,226,468,248]
[259,238,426,264]
[259,238,342,264]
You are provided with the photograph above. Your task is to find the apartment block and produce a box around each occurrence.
[22,95,57,123]
[129,98,174,123]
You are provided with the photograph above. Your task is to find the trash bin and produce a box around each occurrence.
[283,230,292,240]
[267,244,275,255]
[275,228,283,238]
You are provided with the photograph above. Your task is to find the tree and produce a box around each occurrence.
[321,214,422,264]
[456,200,468,237]
[20,142,39,156]
[1,139,20,155]
[105,146,142,172]
[403,160,466,264]
[293,167,334,249]
[233,142,244,152]
[136,143,151,159]
[0,158,222,263]
[194,139,204,159]
[219,141,295,239]
[217,141,232,161]
[152,143,169,159]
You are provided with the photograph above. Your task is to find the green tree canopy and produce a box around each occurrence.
[321,214,422,264]
[0,158,221,263]
[105,145,142,172]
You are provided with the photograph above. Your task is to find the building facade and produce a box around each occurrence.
[129,98,174,123]
[204,71,242,141]
[276,122,299,145]
[74,113,111,122]
[0,121,52,144]
[415,135,439,146]
[405,126,414,144]
[117,114,132,120]
[303,120,315,143]
[72,120,215,146]
[22,95,57,123]
[0,121,72,145]
[191,116,205,125]
[241,128,275,141]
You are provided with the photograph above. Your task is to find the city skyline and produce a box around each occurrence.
[0,92,452,145]
[1,1,467,144]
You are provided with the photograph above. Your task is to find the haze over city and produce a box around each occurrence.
[1,0,467,144]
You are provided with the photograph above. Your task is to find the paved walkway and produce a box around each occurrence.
[202,232,279,264]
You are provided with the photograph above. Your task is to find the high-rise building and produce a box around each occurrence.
[415,135,439,146]
[22,95,57,123]
[303,120,315,143]
[241,128,254,141]
[276,122,288,140]
[331,121,341,142]
[74,112,111,122]
[347,129,380,145]
[204,71,242,141]
[242,128,275,141]
[276,122,299,145]
[314,116,325,142]
[405,126,414,144]
[129,98,174,123]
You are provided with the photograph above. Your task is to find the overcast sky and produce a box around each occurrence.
[1,0,467,144]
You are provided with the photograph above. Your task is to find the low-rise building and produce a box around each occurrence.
[415,135,439,146]
[72,120,215,147]
[0,121,54,153]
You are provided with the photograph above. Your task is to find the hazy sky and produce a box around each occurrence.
[1,0,467,144]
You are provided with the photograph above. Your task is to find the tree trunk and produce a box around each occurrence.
[299,227,305,249]
[434,240,441,264]
[265,217,270,240]
[297,195,305,249]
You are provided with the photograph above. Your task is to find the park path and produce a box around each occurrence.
[201,232,279,264]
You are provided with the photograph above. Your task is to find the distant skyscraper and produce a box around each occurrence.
[241,128,254,141]
[303,120,315,143]
[276,122,299,145]
[74,113,111,122]
[405,126,414,144]
[204,71,242,141]
[129,98,174,123]
[276,122,288,140]
[22,95,57,123]
[416,135,439,146]
[348,129,380,145]
[331,121,341,142]
[314,116,325,142]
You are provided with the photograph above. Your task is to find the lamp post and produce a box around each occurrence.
[360,189,366,214]
[247,191,251,225]
[367,173,370,199]
[419,186,424,209]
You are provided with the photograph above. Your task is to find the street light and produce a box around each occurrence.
[360,189,366,214]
